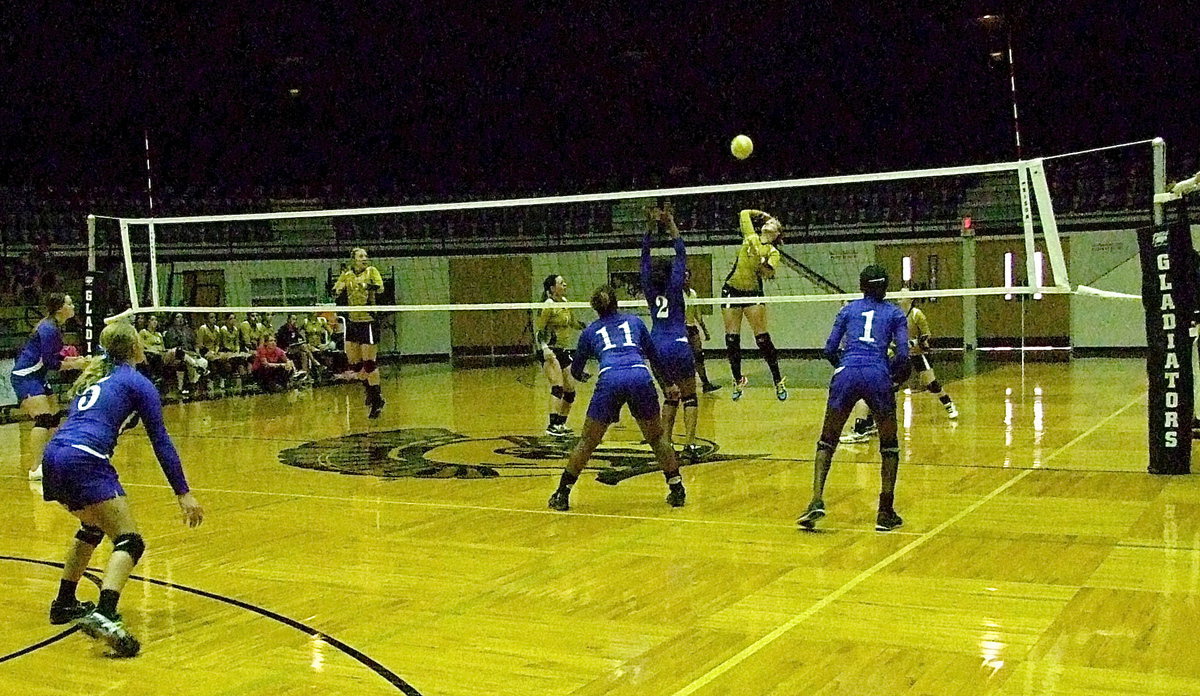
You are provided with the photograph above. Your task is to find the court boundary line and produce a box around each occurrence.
[665,391,1145,696]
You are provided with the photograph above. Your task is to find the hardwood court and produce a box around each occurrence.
[3,357,1198,695]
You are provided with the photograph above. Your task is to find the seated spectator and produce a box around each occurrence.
[196,312,223,393]
[218,312,251,395]
[252,335,295,393]
[163,312,209,399]
[138,315,167,387]
[276,313,313,378]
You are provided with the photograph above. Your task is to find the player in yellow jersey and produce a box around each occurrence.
[841,292,958,443]
[721,208,785,401]
[195,312,221,395]
[684,271,720,393]
[333,247,386,418]
[534,274,585,437]
[218,312,250,395]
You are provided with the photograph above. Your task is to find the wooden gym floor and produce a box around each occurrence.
[3,356,1198,695]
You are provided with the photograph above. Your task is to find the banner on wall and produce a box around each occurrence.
[1137,220,1195,475]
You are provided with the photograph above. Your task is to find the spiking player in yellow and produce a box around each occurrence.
[333,247,386,418]
[721,208,785,401]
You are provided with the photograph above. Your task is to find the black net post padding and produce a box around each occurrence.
[82,270,105,356]
[1138,217,1195,474]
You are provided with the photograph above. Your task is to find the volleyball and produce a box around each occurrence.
[731,134,753,160]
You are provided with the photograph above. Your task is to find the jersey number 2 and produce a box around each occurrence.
[655,296,669,319]
[597,321,635,350]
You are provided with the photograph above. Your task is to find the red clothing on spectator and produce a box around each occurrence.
[253,345,288,371]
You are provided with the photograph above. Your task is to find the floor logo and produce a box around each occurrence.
[278,427,760,484]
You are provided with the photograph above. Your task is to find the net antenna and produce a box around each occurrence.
[96,156,1078,322]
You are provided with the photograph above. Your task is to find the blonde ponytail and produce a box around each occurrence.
[71,321,139,397]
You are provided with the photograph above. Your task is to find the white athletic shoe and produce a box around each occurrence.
[839,431,871,444]
[945,402,959,419]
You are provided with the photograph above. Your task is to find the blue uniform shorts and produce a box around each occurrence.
[42,442,125,511]
[586,366,660,424]
[651,335,696,386]
[10,372,51,403]
[827,363,897,416]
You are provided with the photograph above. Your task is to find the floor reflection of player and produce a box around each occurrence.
[798,265,910,533]
[547,285,685,511]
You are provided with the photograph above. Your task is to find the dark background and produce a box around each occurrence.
[1,1,1197,200]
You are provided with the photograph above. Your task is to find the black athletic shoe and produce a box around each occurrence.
[368,399,385,419]
[681,444,702,463]
[75,610,141,658]
[875,509,904,532]
[666,486,686,507]
[548,489,570,511]
[49,599,95,625]
[796,500,826,530]
[701,382,722,393]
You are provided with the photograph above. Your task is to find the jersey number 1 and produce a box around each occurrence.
[859,310,876,343]
[597,321,635,350]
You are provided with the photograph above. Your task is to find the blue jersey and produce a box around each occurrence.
[49,364,189,495]
[11,319,64,379]
[825,297,909,372]
[571,312,655,381]
[641,234,688,339]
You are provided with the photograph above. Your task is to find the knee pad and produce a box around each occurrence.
[724,334,740,350]
[550,385,565,400]
[682,395,698,408]
[817,438,837,454]
[350,361,364,373]
[562,389,576,404]
[33,412,62,429]
[880,436,900,456]
[75,524,104,546]
[927,380,942,394]
[362,359,377,374]
[754,332,775,349]
[112,533,146,564]
[664,399,680,409]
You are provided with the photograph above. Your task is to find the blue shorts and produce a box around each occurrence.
[42,442,125,511]
[586,366,660,424]
[827,364,896,416]
[651,335,695,386]
[10,372,51,403]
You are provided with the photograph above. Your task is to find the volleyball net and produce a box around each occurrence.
[86,140,1167,361]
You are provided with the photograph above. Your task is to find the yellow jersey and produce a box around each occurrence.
[907,306,932,355]
[336,266,384,323]
[685,288,704,327]
[196,323,220,352]
[239,320,259,351]
[534,298,582,349]
[724,209,781,292]
[218,325,242,353]
[139,329,164,355]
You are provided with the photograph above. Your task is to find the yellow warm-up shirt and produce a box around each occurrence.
[724,209,781,292]
[907,306,932,354]
[336,266,385,323]
[534,298,582,349]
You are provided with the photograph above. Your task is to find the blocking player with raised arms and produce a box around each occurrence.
[333,247,386,418]
[798,265,911,532]
[40,321,204,657]
[547,285,686,511]
[721,208,786,401]
[643,204,701,460]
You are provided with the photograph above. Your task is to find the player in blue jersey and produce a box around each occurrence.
[547,285,685,511]
[643,205,701,460]
[10,293,85,480]
[798,265,911,532]
[41,321,204,657]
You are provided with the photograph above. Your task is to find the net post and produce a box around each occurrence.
[148,220,160,307]
[1027,159,1069,289]
[1017,165,1039,293]
[119,219,139,309]
[1152,137,1167,225]
[960,220,978,352]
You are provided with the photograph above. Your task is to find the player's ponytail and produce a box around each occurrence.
[542,274,560,300]
[590,285,619,317]
[71,321,139,397]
